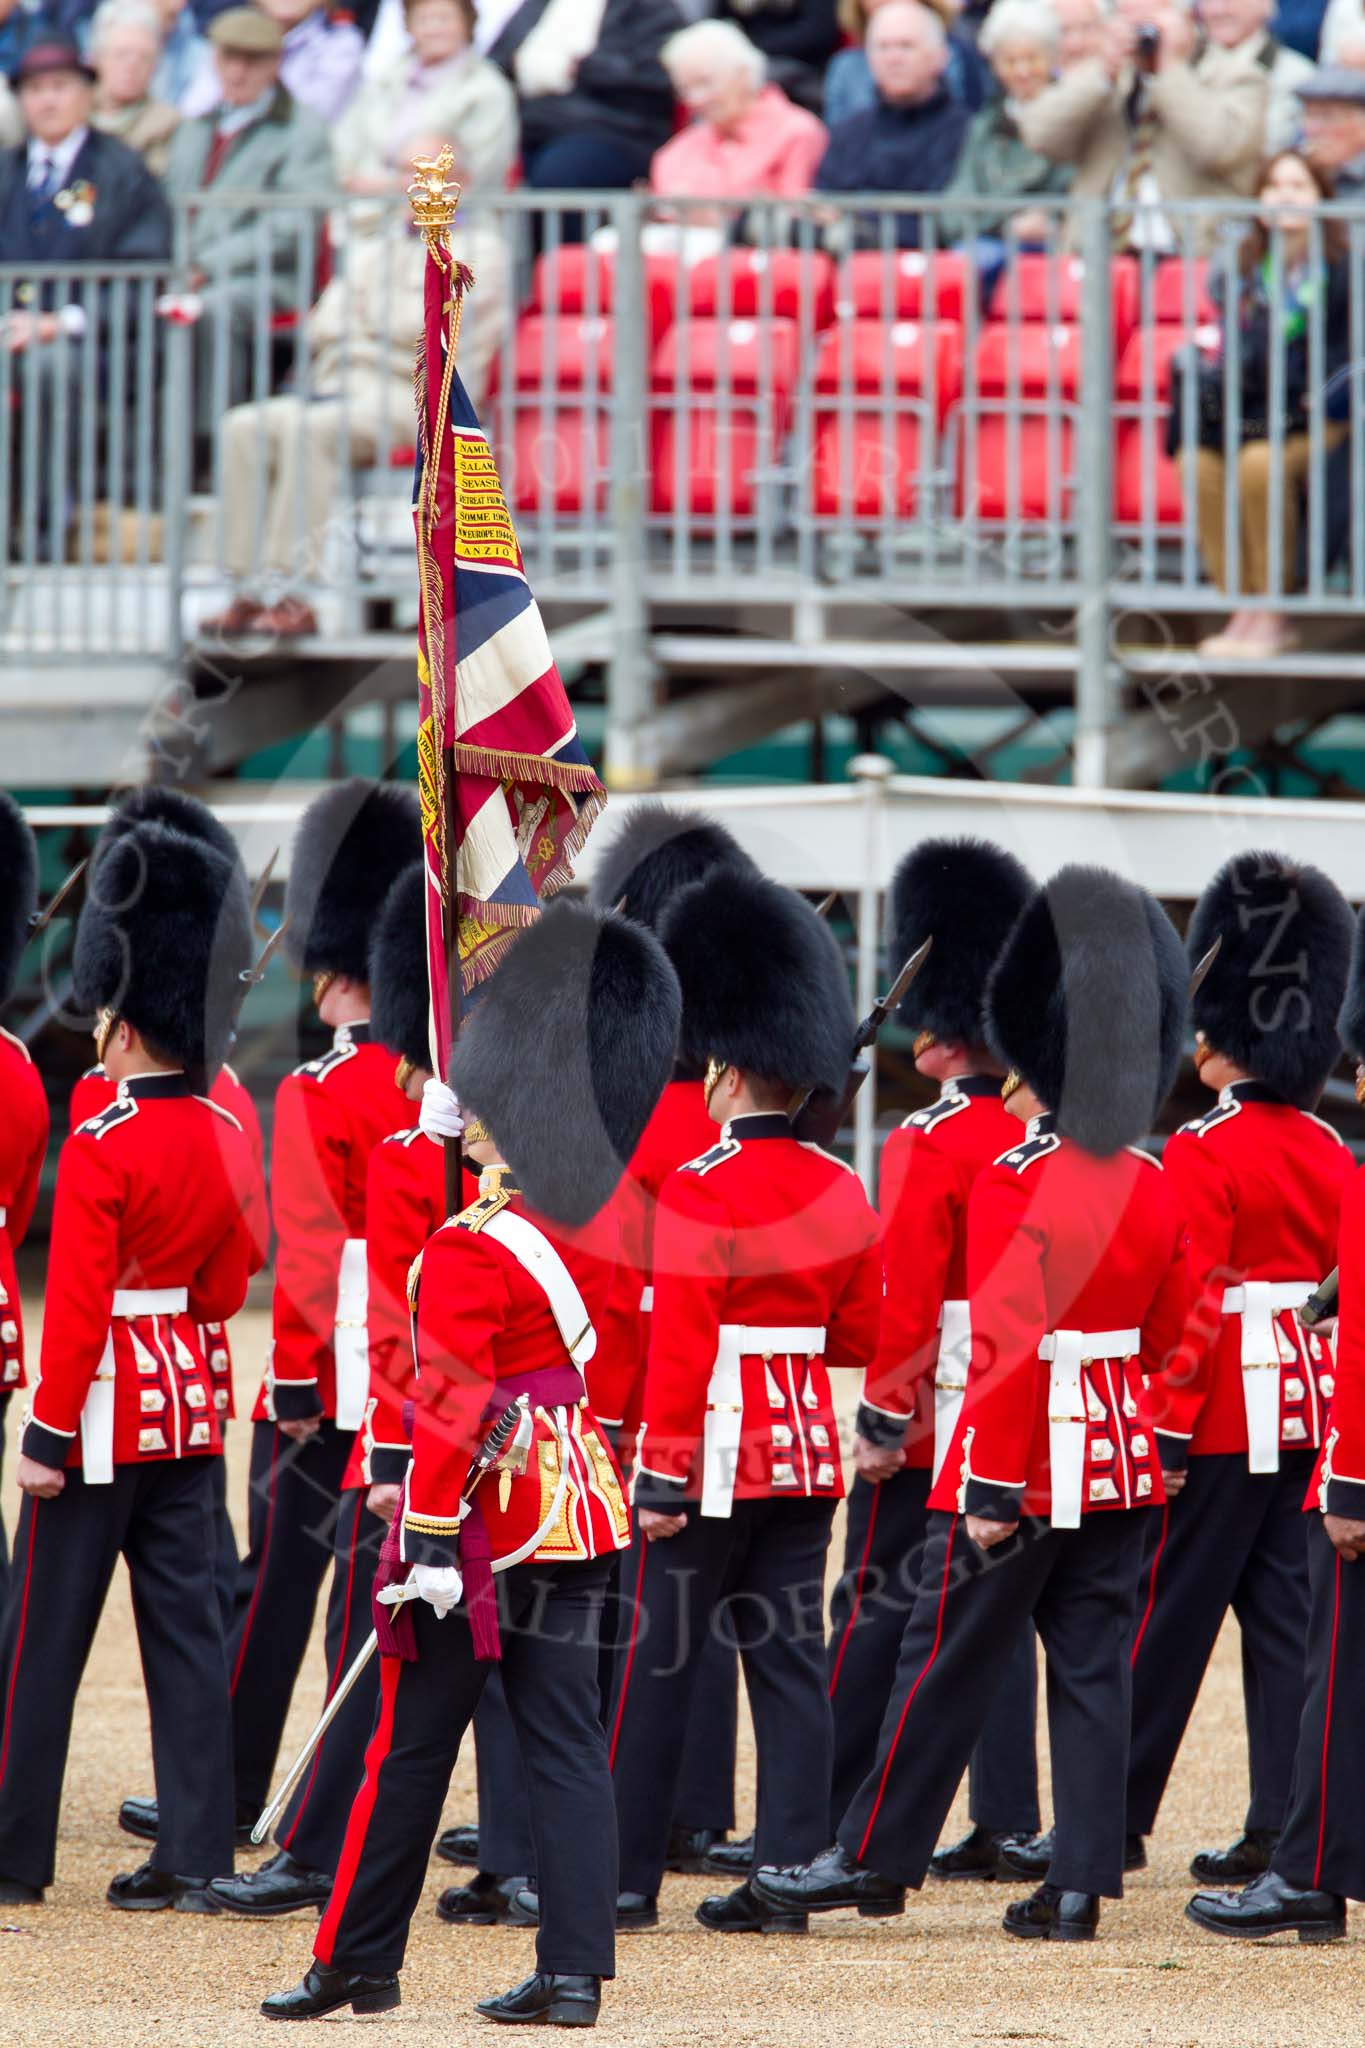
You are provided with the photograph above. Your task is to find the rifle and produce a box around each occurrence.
[1301,1270,1338,1329]
[790,937,933,1148]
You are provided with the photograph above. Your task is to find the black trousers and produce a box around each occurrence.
[272,1485,386,1875]
[209,1434,241,1637]
[0,1459,234,1889]
[839,1508,1150,1899]
[228,1418,355,1810]
[828,1467,1041,1838]
[0,1393,10,1611]
[611,1495,836,1897]
[1126,1451,1312,1839]
[473,1666,537,1878]
[316,1555,618,1980]
[1274,1514,1365,1901]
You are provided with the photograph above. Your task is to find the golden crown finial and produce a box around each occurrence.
[407,146,462,238]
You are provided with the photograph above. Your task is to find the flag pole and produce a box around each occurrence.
[409,148,469,1215]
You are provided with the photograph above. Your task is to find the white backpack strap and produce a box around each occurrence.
[478,1211,598,1367]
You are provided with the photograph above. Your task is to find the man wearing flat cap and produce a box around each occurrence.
[1299,63,1365,199]
[164,6,333,430]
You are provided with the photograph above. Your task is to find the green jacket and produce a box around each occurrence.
[165,87,334,295]
[937,101,1072,246]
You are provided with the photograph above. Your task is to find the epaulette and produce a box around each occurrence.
[1301,1110,1348,1147]
[198,1095,244,1133]
[1178,1099,1242,1139]
[682,1136,742,1177]
[454,1185,515,1234]
[0,1026,34,1064]
[76,1096,138,1142]
[902,1090,972,1135]
[294,1039,359,1083]
[1126,1144,1162,1170]
[384,1126,428,1149]
[798,1140,856,1174]
[995,1130,1060,1175]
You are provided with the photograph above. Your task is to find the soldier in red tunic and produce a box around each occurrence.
[260,899,681,2025]
[608,869,883,1935]
[829,836,1040,1879]
[0,794,49,1608]
[223,779,420,1843]
[0,818,256,1910]
[755,865,1189,1942]
[1120,854,1354,1886]
[1188,905,1365,1943]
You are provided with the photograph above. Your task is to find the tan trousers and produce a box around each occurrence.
[219,395,381,585]
[1191,425,1347,595]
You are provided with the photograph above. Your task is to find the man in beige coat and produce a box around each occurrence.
[1017,0,1269,250]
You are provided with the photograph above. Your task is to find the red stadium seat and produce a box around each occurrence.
[507,412,612,517]
[648,317,800,519]
[962,325,1081,520]
[1112,326,1220,526]
[494,312,617,516]
[974,323,1082,398]
[1148,258,1217,326]
[988,254,1140,352]
[809,322,964,519]
[650,316,802,398]
[685,249,836,329]
[509,313,615,392]
[526,246,674,343]
[836,249,973,323]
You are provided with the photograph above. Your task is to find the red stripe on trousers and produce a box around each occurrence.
[230,1427,281,1694]
[856,1514,957,1864]
[1313,1552,1344,1890]
[0,1498,41,1790]
[607,1535,650,1770]
[828,1482,883,1699]
[281,1492,363,1850]
[1130,1503,1169,1668]
[314,1651,401,1965]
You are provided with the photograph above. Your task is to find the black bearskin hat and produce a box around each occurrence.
[1188,851,1352,1107]
[450,901,682,1227]
[99,785,241,868]
[888,836,1033,1048]
[73,820,253,1072]
[284,779,421,981]
[0,791,38,1003]
[1340,904,1365,1066]
[370,863,430,1070]
[662,870,854,1094]
[588,802,758,933]
[985,865,1187,1155]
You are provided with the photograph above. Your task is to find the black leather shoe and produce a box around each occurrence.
[1186,1869,1346,1943]
[261,1963,401,2020]
[751,1845,905,1919]
[1000,1828,1145,1880]
[107,1862,220,1914]
[616,1890,658,1931]
[0,1877,43,1905]
[475,1972,601,2027]
[929,1824,1016,1882]
[436,1822,480,1867]
[119,1794,261,1849]
[696,1879,807,1933]
[1189,1829,1278,1886]
[436,1873,533,1925]
[702,1832,755,1877]
[1002,1883,1100,1942]
[208,1852,333,1917]
[666,1825,724,1874]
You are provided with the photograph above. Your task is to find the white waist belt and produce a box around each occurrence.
[932,1298,970,1485]
[1040,1327,1140,1530]
[702,1324,827,1519]
[0,1206,7,1227]
[640,1286,654,1313]
[1221,1280,1316,1474]
[334,1237,370,1432]
[112,1288,189,1317]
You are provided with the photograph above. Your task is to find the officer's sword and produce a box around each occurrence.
[250,1397,527,1847]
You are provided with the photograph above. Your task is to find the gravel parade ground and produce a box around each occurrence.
[1,1305,1359,2047]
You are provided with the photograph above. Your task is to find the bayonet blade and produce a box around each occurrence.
[28,856,88,937]
[1189,935,1221,1000]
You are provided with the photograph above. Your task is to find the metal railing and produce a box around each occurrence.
[4,189,1364,783]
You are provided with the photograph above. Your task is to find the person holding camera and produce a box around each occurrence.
[1017,0,1269,250]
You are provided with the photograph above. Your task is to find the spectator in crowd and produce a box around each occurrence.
[151,0,214,105]
[90,1,180,173]
[824,0,988,121]
[651,16,826,212]
[0,71,18,151]
[204,133,509,638]
[253,0,364,122]
[0,39,171,549]
[1202,0,1315,153]
[486,0,681,203]
[1051,0,1106,67]
[1300,61,1365,192]
[1274,0,1330,57]
[939,0,1071,265]
[713,0,840,111]
[1,0,91,79]
[1320,0,1365,59]
[335,0,516,196]
[1188,151,1350,658]
[163,7,333,430]
[814,0,970,245]
[1017,0,1269,250]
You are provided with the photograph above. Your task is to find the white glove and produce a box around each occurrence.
[420,1078,466,1143]
[412,1563,463,1618]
